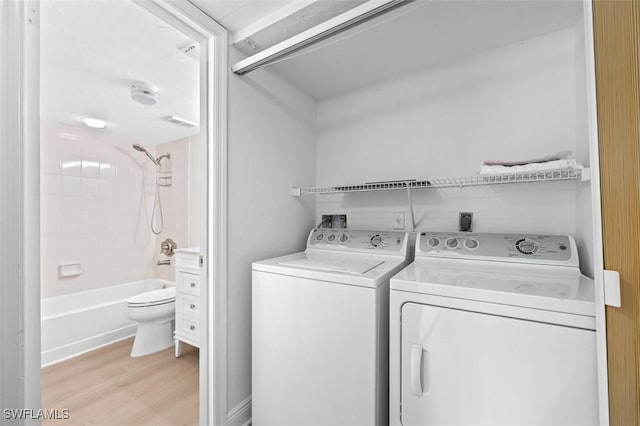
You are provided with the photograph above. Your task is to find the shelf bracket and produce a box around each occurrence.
[406,188,416,233]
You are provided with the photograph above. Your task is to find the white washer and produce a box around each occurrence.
[252,228,410,426]
[390,232,598,426]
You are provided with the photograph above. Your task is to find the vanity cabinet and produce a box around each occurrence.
[174,248,201,357]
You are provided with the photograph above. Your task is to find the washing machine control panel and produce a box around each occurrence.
[418,232,576,265]
[308,228,408,253]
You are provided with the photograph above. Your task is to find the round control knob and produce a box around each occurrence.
[445,238,458,248]
[315,233,325,241]
[516,239,538,255]
[464,238,479,250]
[427,237,440,248]
[327,234,336,242]
[370,235,383,247]
[339,234,348,243]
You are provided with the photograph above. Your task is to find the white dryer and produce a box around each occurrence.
[252,228,410,426]
[389,232,598,426]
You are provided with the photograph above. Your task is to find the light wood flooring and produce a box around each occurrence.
[42,338,198,426]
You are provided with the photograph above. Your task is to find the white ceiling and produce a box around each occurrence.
[260,0,584,99]
[41,0,584,144]
[190,0,294,35]
[41,0,200,146]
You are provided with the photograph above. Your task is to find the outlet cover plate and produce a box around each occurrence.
[393,212,405,230]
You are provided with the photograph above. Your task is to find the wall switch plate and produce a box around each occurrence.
[393,212,405,230]
[459,212,473,232]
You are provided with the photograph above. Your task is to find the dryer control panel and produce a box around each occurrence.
[417,232,577,266]
[308,228,408,254]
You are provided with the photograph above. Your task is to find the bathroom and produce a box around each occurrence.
[39,1,202,423]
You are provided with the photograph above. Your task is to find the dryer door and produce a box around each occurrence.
[400,302,598,426]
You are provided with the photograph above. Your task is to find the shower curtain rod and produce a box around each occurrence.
[231,0,412,75]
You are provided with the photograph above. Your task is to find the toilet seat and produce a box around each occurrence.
[127,287,176,308]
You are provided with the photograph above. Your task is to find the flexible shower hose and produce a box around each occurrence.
[151,182,164,235]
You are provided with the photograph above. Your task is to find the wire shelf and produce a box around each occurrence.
[292,167,587,196]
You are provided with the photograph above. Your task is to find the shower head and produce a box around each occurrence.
[132,143,159,165]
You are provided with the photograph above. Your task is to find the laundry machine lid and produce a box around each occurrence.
[391,258,595,317]
[252,228,410,287]
[127,287,176,305]
[277,253,385,275]
[253,251,408,288]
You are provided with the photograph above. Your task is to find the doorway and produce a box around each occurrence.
[7,0,228,424]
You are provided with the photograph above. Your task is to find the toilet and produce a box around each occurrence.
[125,286,176,357]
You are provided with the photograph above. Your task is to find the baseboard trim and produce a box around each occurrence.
[41,325,136,367]
[227,395,251,426]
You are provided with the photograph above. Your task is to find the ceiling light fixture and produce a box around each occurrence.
[166,115,197,128]
[80,117,107,129]
[131,81,160,105]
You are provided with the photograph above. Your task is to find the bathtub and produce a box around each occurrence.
[41,278,174,367]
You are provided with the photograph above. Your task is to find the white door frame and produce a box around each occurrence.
[134,2,228,424]
[4,1,229,425]
[1,0,41,424]
[582,1,610,424]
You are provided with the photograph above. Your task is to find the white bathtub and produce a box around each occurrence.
[41,278,174,367]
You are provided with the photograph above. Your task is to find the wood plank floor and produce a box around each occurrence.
[42,338,198,426]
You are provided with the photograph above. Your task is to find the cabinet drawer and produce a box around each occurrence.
[177,314,200,341]
[178,293,200,315]
[176,251,200,269]
[178,271,200,296]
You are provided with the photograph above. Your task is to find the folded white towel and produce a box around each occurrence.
[479,159,579,176]
[483,151,572,166]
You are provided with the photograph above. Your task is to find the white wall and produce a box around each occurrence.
[153,135,199,281]
[227,52,317,412]
[188,135,200,247]
[40,122,159,298]
[316,28,592,270]
[41,123,198,297]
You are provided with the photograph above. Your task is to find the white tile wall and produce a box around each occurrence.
[152,135,199,282]
[41,121,192,298]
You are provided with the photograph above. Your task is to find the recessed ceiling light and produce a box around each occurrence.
[80,117,107,129]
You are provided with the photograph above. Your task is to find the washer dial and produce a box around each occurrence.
[515,238,538,255]
[339,234,349,243]
[445,238,459,248]
[427,237,440,248]
[370,235,383,247]
[464,238,479,250]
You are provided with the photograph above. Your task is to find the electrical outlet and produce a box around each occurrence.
[393,212,405,230]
